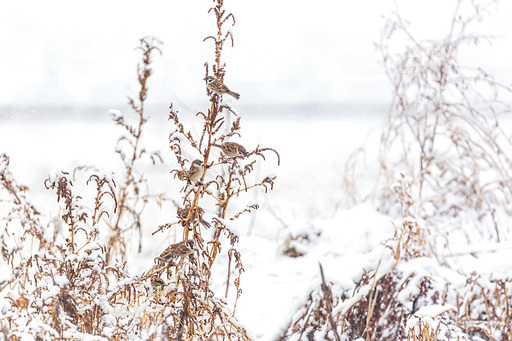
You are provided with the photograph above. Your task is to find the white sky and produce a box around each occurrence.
[1,0,511,107]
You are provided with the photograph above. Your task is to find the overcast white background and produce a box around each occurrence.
[1,0,512,109]
[1,3,512,338]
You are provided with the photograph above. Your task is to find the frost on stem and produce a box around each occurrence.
[86,172,117,226]
[0,153,46,268]
[375,0,512,242]
[45,171,87,253]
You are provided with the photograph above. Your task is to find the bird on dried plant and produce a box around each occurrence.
[177,206,211,229]
[157,239,195,262]
[204,76,240,100]
[187,159,205,182]
[150,275,166,293]
[214,142,248,158]
[183,159,205,192]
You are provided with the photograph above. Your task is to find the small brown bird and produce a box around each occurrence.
[215,142,248,158]
[187,159,205,182]
[177,206,211,229]
[150,275,166,293]
[183,159,205,192]
[157,239,195,262]
[204,76,240,100]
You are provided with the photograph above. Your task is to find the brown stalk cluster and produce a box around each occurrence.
[152,0,279,338]
[278,265,512,340]
[0,1,278,340]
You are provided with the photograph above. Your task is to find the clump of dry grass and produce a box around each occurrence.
[458,274,512,339]
[1,166,121,339]
[277,261,512,341]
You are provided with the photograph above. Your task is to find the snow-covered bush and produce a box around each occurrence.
[375,0,512,244]
[280,1,512,340]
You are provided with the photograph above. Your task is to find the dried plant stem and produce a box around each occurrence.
[109,36,162,261]
[319,263,342,341]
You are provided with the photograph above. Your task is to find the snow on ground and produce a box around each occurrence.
[0,103,385,336]
[1,103,511,339]
[226,204,393,339]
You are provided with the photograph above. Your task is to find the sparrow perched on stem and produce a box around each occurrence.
[187,159,205,182]
[204,76,240,100]
[184,159,205,192]
[214,142,248,158]
[177,206,211,229]
[150,275,166,293]
[157,239,195,262]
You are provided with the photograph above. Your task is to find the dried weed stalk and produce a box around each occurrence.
[458,274,512,339]
[108,37,163,263]
[386,173,431,262]
[0,154,47,288]
[159,0,279,338]
[0,2,277,339]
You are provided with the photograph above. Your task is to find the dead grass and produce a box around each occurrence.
[374,0,512,243]
[277,264,512,341]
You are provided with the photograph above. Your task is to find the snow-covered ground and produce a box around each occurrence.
[0,103,386,338]
[2,103,511,339]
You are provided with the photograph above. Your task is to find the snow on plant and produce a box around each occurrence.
[386,173,431,262]
[153,0,279,338]
[0,154,48,259]
[1,0,279,339]
[106,36,164,264]
[374,0,512,243]
[281,1,512,340]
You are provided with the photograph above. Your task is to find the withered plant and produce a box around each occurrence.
[0,1,278,337]
[457,274,512,339]
[107,36,163,263]
[286,2,512,341]
[149,0,279,339]
[0,153,48,289]
[0,158,123,338]
[386,173,431,263]
[277,262,512,341]
[375,0,512,243]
